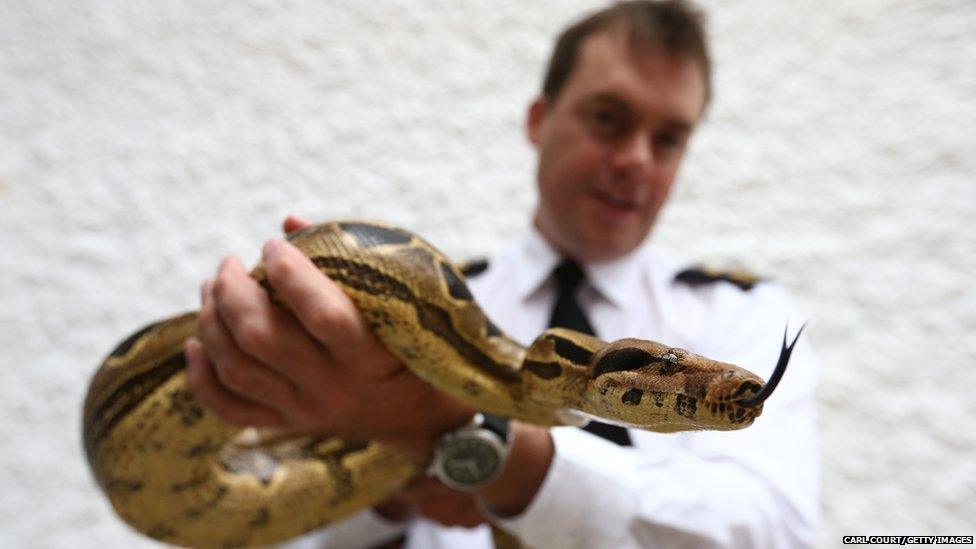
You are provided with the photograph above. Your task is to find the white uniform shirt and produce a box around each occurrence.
[282,227,819,548]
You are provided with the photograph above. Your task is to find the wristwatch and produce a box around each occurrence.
[427,413,512,491]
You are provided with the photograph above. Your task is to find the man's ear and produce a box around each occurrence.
[525,95,549,147]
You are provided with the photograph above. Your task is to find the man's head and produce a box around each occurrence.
[528,1,711,263]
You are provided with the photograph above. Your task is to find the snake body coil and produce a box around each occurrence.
[83,221,791,547]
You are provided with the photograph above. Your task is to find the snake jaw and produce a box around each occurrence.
[698,375,764,428]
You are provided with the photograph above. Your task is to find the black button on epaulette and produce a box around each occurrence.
[458,258,489,278]
[674,265,764,291]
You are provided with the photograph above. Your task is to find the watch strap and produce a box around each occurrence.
[479,413,510,444]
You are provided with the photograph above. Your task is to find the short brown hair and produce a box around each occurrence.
[542,0,711,104]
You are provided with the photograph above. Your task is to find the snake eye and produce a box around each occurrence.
[660,351,679,375]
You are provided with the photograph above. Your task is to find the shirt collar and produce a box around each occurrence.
[513,225,650,308]
[586,245,648,307]
[513,226,562,302]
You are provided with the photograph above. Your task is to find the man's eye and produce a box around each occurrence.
[584,109,630,139]
[592,110,619,126]
[655,132,684,151]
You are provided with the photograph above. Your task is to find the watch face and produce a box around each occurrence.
[441,438,501,485]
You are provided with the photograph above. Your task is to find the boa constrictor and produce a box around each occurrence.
[83,221,799,548]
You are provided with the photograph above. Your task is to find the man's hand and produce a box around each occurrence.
[184,215,475,460]
[374,477,488,528]
[185,215,555,524]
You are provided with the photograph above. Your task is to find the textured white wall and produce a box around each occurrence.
[2,1,974,547]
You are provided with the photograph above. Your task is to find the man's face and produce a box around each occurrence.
[528,31,707,262]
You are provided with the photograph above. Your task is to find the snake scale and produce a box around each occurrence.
[83,220,798,548]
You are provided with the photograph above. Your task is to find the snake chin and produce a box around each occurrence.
[701,397,763,428]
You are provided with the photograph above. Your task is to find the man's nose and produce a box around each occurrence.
[611,132,654,177]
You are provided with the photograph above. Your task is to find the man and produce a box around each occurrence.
[184,1,818,547]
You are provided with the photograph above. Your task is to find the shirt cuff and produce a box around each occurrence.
[485,426,641,548]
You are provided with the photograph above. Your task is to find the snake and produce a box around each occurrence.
[83,220,800,548]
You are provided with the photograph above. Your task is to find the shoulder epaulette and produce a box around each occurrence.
[457,258,489,278]
[674,265,764,291]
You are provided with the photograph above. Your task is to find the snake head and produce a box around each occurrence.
[583,327,803,432]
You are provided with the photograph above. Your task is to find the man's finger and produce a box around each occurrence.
[260,238,369,353]
[283,214,312,234]
[209,255,333,387]
[199,271,304,414]
[184,337,286,428]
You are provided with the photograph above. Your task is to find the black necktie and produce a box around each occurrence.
[548,260,632,446]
